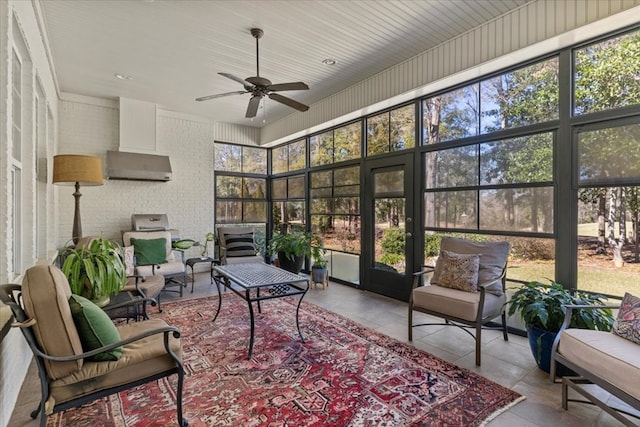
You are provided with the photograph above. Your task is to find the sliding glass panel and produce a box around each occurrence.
[272,178,287,199]
[242,178,266,198]
[216,176,241,198]
[479,187,554,233]
[424,190,477,228]
[480,133,553,185]
[215,201,241,223]
[425,146,477,188]
[577,186,640,297]
[578,122,640,186]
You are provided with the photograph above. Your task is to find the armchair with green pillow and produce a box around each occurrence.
[122,231,188,301]
[0,265,187,427]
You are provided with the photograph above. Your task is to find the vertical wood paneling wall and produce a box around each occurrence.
[261,0,640,145]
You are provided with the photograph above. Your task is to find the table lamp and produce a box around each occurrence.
[52,154,104,244]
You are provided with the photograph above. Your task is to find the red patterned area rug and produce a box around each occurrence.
[48,294,524,427]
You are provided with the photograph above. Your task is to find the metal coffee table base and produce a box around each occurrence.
[212,263,309,359]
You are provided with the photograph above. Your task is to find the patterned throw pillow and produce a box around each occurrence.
[432,250,480,292]
[612,292,640,344]
[124,245,135,276]
[224,233,257,257]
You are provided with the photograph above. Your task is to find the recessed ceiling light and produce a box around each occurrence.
[115,73,133,80]
[322,59,337,66]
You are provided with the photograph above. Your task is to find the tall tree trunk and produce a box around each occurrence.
[424,97,441,227]
[596,192,606,254]
[608,188,624,267]
[531,189,539,232]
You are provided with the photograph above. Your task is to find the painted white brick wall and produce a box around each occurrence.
[57,99,257,270]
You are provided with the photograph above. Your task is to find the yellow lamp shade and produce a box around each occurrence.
[53,155,104,186]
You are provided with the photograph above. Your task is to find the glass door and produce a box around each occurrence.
[363,154,416,300]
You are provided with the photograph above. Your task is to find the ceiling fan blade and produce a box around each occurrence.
[267,82,309,92]
[218,72,252,87]
[195,90,247,102]
[268,93,309,112]
[245,95,262,118]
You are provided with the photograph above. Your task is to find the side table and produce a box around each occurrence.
[186,257,219,293]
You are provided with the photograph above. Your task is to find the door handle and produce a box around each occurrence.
[405,232,413,238]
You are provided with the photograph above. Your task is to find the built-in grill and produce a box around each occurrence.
[130,214,180,241]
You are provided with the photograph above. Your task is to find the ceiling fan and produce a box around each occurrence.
[196,28,310,118]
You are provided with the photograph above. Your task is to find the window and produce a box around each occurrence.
[574,28,640,116]
[272,139,306,174]
[214,143,268,225]
[11,47,23,277]
[423,57,559,144]
[425,133,554,234]
[367,104,415,156]
[310,121,361,166]
[214,142,266,173]
[272,175,306,232]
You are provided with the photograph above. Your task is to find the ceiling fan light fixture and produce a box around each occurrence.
[196,28,310,117]
[322,58,337,66]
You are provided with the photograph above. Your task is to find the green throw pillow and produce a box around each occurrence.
[131,237,167,265]
[68,294,123,361]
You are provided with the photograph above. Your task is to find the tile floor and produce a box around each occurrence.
[8,272,638,426]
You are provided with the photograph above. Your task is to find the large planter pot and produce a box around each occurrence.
[527,325,576,376]
[278,252,304,274]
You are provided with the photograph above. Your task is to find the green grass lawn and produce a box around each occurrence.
[507,261,637,297]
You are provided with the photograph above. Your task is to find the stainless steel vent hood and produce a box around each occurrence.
[107,151,172,181]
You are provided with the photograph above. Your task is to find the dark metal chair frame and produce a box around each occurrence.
[0,283,188,427]
[550,304,640,427]
[408,263,509,366]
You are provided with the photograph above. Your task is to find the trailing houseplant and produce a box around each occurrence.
[61,235,127,307]
[507,280,614,373]
[268,231,312,274]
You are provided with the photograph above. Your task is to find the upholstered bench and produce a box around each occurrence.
[551,297,640,426]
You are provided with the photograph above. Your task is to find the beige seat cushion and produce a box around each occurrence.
[558,328,640,401]
[412,284,505,322]
[122,275,164,298]
[49,318,182,405]
[21,265,84,379]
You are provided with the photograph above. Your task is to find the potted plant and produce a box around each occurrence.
[61,235,127,307]
[268,231,312,274]
[507,281,614,374]
[310,236,328,284]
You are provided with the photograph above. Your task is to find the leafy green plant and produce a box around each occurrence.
[268,231,312,261]
[61,235,127,304]
[507,281,614,333]
[311,235,327,269]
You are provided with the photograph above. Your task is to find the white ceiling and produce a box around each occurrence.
[40,0,531,128]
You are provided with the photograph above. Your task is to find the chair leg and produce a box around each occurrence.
[475,322,482,366]
[501,311,509,341]
[176,366,187,426]
[408,304,413,341]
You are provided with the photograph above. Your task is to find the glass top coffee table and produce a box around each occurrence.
[212,263,310,359]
